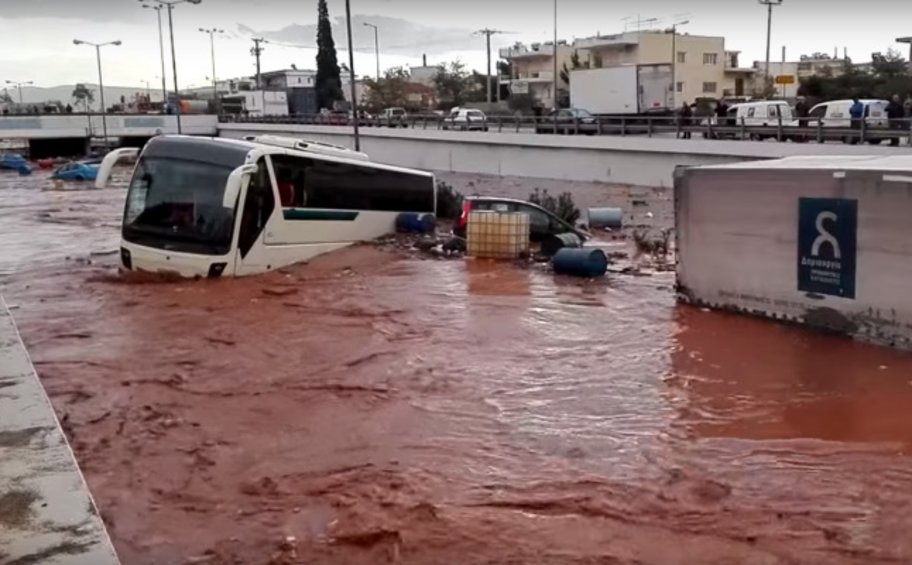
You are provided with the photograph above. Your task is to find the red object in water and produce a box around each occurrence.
[37,158,55,169]
[457,199,473,231]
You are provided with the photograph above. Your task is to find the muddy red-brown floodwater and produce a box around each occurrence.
[4,169,912,564]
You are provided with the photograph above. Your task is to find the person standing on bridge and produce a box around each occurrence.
[678,102,693,139]
[886,94,905,147]
[849,98,865,145]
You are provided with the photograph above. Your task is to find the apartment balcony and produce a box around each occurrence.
[573,33,638,51]
[499,43,557,59]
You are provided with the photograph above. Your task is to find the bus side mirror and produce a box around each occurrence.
[223,163,258,208]
[95,147,139,189]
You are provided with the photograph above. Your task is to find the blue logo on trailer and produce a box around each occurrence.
[797,198,857,299]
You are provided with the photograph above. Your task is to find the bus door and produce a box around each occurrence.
[234,158,275,275]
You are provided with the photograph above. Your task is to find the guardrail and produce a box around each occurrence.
[221,113,912,146]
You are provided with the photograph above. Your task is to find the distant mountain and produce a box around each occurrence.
[6,84,165,111]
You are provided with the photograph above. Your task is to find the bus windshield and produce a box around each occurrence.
[123,157,237,255]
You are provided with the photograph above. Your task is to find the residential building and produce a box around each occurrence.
[410,55,443,87]
[751,56,850,99]
[573,31,750,105]
[498,41,574,109]
[499,31,753,109]
[261,68,317,115]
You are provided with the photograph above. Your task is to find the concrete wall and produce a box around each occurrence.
[0,114,217,139]
[218,123,912,187]
[0,296,119,564]
[676,161,912,349]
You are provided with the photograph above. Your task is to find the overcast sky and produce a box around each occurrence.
[2,0,912,89]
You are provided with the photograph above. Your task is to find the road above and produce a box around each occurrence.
[219,123,911,187]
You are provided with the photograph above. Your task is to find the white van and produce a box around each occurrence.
[790,99,891,144]
[708,100,793,140]
[805,99,889,128]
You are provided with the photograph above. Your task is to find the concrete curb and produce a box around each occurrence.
[0,296,119,564]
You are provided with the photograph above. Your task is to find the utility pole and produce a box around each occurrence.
[251,37,266,89]
[553,0,558,111]
[759,0,783,92]
[5,81,33,105]
[669,20,689,108]
[475,28,504,104]
[344,0,360,151]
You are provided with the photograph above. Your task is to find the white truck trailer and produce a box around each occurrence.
[569,65,673,115]
[675,155,912,350]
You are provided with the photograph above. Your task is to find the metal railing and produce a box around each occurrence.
[220,113,912,145]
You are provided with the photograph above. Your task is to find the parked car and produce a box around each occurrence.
[318,110,350,126]
[442,108,489,131]
[453,196,589,242]
[535,108,598,135]
[52,162,99,181]
[381,107,409,128]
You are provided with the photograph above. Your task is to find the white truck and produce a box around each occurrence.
[569,65,673,115]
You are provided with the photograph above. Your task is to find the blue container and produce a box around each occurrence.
[552,248,608,278]
[587,207,623,229]
[17,163,31,176]
[396,212,437,233]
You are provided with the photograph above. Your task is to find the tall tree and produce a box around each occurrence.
[315,0,344,110]
[71,83,95,112]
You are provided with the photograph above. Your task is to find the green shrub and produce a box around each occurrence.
[528,188,580,224]
[436,180,464,220]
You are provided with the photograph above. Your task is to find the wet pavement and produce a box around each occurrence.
[3,168,912,564]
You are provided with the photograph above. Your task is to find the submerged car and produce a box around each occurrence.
[0,153,28,170]
[454,196,589,242]
[52,162,99,181]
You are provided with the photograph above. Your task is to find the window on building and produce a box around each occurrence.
[703,53,718,65]
[702,82,717,93]
[676,82,684,93]
[677,51,686,64]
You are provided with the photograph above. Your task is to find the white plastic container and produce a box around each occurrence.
[466,210,530,259]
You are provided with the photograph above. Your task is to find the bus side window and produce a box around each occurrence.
[237,158,274,259]
[271,154,312,208]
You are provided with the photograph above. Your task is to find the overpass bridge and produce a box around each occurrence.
[0,114,218,158]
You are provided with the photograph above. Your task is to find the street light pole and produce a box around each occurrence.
[73,39,122,151]
[200,28,224,114]
[142,4,168,107]
[345,0,360,151]
[363,22,380,80]
[5,81,33,105]
[139,0,202,134]
[759,0,783,92]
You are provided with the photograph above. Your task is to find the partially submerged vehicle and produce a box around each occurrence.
[52,161,99,181]
[96,135,436,278]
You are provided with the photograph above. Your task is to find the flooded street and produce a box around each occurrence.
[3,169,912,564]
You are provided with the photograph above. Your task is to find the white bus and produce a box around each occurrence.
[96,135,436,278]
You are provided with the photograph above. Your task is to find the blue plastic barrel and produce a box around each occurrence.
[541,232,582,257]
[552,248,608,278]
[587,207,623,229]
[396,212,437,233]
[17,163,32,176]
